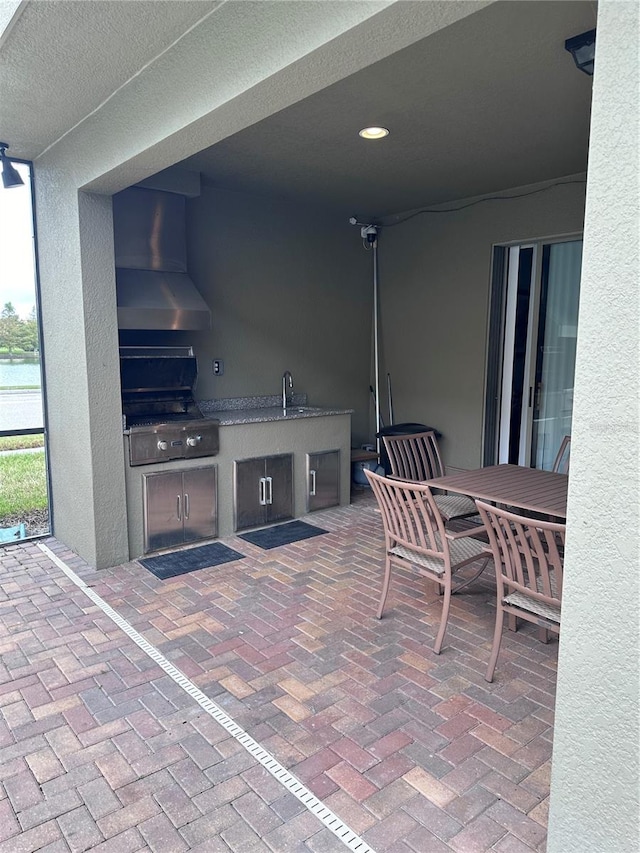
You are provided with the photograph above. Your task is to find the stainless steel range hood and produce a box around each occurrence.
[113,187,211,331]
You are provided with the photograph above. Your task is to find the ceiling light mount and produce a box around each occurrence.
[564,28,596,76]
[359,126,389,140]
[0,142,24,188]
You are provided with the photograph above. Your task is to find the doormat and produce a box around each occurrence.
[139,542,245,580]
[238,520,328,550]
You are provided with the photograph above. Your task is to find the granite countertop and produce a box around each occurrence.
[198,394,352,426]
[207,405,353,426]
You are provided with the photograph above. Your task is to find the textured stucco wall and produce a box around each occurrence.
[186,186,372,444]
[378,177,586,469]
[547,2,640,851]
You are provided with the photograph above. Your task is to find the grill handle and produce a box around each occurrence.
[176,494,182,521]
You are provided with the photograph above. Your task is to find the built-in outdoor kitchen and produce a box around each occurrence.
[114,184,353,560]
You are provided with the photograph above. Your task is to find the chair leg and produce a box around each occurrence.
[486,605,505,683]
[433,585,452,655]
[508,614,518,632]
[538,626,549,644]
[376,556,392,619]
[452,558,490,593]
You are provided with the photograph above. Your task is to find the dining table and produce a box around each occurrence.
[426,463,568,519]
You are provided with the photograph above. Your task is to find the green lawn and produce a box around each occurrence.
[0,450,48,516]
[0,435,44,451]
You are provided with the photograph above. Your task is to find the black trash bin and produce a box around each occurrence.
[376,423,442,476]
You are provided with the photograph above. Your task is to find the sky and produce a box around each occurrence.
[0,161,37,320]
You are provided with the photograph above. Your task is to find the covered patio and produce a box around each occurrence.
[1,490,556,852]
[0,1,637,850]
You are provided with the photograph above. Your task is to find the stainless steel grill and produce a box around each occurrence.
[120,346,219,466]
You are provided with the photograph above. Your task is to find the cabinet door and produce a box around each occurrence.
[182,466,217,544]
[143,470,184,553]
[307,450,340,512]
[234,458,267,531]
[266,454,293,523]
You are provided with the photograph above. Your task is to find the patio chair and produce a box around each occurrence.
[381,430,477,522]
[552,435,571,474]
[364,468,490,654]
[475,499,564,682]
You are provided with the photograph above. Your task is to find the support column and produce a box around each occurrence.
[547,2,639,851]
[35,179,128,569]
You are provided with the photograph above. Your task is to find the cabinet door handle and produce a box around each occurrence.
[184,493,190,520]
[176,494,182,521]
[259,477,267,505]
[266,476,273,505]
[310,469,317,496]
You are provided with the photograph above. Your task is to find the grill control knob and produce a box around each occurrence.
[157,440,169,451]
[186,435,201,447]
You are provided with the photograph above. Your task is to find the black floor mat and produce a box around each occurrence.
[139,542,244,579]
[238,520,328,550]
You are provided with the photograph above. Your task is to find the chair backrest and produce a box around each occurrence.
[552,435,571,474]
[381,430,445,482]
[475,500,565,609]
[364,467,449,560]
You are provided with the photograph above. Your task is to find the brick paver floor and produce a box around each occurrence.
[0,489,556,852]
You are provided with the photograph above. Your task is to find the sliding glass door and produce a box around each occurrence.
[495,237,582,470]
[530,241,582,469]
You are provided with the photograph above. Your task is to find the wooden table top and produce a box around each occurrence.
[427,464,568,519]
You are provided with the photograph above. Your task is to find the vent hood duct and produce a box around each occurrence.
[113,187,211,331]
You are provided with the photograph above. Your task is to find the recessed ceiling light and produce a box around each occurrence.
[359,126,389,140]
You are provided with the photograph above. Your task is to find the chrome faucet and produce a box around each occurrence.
[282,370,293,412]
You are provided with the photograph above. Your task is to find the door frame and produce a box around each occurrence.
[483,231,582,468]
[0,157,53,537]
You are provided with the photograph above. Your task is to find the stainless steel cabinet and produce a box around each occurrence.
[143,465,217,553]
[307,450,340,512]
[234,454,293,531]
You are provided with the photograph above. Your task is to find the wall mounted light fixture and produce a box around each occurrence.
[564,28,596,76]
[0,142,24,188]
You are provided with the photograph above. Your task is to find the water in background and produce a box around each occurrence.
[0,361,41,387]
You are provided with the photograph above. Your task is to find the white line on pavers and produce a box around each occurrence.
[38,542,377,853]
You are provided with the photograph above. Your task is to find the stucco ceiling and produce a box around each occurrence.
[0,0,221,158]
[0,0,596,219]
[180,0,597,218]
